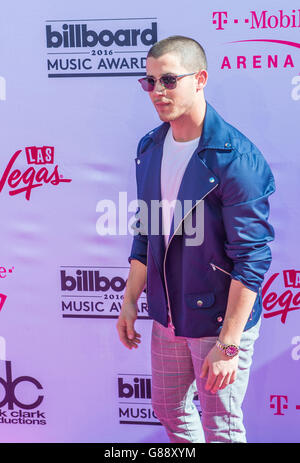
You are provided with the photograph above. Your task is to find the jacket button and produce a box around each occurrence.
[197,299,203,306]
[136,159,141,165]
[209,177,215,183]
[224,142,231,148]
[217,316,223,323]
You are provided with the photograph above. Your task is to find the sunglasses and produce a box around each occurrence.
[138,72,196,92]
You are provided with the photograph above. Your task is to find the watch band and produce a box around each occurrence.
[216,339,240,357]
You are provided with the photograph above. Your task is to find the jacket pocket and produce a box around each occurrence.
[185,292,215,309]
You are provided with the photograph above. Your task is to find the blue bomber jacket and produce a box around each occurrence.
[129,102,275,338]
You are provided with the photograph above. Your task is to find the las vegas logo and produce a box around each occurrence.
[263,270,300,323]
[0,146,72,200]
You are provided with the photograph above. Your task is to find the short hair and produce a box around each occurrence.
[147,35,207,72]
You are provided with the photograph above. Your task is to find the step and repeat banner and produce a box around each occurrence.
[0,0,299,443]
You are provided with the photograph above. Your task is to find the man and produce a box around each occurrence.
[116,36,275,443]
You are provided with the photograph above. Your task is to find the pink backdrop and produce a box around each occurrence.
[0,0,299,443]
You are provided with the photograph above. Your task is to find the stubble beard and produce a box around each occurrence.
[156,105,182,122]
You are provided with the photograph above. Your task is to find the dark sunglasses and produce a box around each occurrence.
[138,72,196,92]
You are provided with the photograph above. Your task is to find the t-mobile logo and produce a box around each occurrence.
[270,395,288,415]
[212,12,228,30]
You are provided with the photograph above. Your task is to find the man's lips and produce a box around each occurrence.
[154,101,171,107]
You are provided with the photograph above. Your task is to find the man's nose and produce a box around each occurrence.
[153,80,166,93]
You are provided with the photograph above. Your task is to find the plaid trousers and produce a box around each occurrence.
[151,318,261,443]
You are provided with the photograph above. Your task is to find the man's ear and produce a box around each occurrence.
[196,69,208,91]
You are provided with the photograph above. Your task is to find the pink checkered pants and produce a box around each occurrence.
[151,319,260,443]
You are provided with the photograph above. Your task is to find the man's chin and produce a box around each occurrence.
[157,111,177,122]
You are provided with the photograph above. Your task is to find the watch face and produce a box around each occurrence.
[225,345,239,357]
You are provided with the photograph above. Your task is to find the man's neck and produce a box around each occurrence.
[170,99,206,142]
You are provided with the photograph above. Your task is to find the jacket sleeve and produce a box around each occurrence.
[219,148,276,293]
[128,135,150,267]
[128,207,148,266]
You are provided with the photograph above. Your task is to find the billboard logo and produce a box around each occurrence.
[117,374,201,426]
[46,23,157,48]
[117,374,158,425]
[46,18,157,78]
[61,269,126,292]
[118,376,152,400]
[60,266,149,320]
[0,146,72,200]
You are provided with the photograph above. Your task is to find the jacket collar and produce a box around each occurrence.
[148,101,232,152]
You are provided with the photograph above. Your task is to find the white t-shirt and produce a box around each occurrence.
[161,127,200,246]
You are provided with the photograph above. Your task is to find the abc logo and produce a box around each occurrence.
[0,361,43,410]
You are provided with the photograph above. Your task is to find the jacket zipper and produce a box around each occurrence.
[209,262,232,277]
[210,262,260,321]
[163,243,175,331]
[146,240,149,293]
[163,183,219,332]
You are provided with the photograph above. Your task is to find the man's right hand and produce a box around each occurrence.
[116,258,146,349]
[117,302,141,350]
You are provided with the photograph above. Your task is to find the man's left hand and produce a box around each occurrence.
[200,345,239,394]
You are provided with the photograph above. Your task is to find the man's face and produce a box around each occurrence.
[145,52,200,122]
